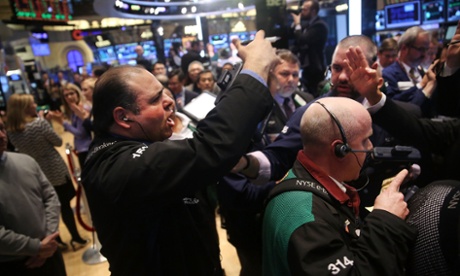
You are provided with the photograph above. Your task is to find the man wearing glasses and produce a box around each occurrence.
[381,26,437,117]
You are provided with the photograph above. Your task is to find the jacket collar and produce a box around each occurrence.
[296,150,361,216]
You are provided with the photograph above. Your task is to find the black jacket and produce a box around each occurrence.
[291,17,328,75]
[372,98,460,182]
[263,152,417,275]
[81,74,273,275]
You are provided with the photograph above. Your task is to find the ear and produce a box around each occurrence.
[332,140,349,158]
[113,107,131,128]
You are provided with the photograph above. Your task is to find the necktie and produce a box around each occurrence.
[409,68,418,85]
[283,98,293,119]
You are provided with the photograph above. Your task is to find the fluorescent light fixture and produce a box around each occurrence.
[348,0,361,35]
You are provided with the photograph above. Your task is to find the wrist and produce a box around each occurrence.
[241,154,260,179]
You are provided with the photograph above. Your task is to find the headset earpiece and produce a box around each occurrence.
[335,142,351,158]
[123,117,130,122]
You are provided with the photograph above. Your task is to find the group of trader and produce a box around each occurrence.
[1,0,460,275]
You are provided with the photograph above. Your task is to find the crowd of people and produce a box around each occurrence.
[1,1,460,274]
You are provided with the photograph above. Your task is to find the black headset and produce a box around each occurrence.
[314,101,351,158]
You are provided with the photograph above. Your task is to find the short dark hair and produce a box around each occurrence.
[197,69,215,81]
[153,62,165,70]
[338,35,377,66]
[167,68,186,82]
[307,0,320,13]
[379,37,398,53]
[92,65,141,136]
[93,66,108,78]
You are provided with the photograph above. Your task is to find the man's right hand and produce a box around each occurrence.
[234,30,278,82]
[291,13,301,26]
[373,169,410,220]
[37,232,59,259]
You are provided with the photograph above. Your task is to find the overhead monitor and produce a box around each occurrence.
[30,43,51,56]
[385,1,421,29]
[445,24,458,41]
[164,37,182,57]
[209,34,229,51]
[141,41,158,61]
[11,0,74,22]
[115,43,138,61]
[376,10,385,31]
[421,0,445,24]
[447,0,460,22]
[229,32,253,43]
[95,46,116,63]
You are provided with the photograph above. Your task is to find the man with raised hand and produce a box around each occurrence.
[82,30,278,275]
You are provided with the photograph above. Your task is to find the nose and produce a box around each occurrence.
[339,69,349,82]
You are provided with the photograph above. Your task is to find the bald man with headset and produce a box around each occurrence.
[262,97,417,275]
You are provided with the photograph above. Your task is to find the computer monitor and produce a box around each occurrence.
[385,1,421,29]
[141,41,158,61]
[422,0,445,24]
[229,32,253,43]
[164,38,182,57]
[115,43,138,64]
[447,0,460,22]
[30,43,51,56]
[209,34,229,51]
[445,25,458,41]
[96,46,117,63]
[376,10,385,31]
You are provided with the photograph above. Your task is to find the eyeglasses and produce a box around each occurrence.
[410,45,428,53]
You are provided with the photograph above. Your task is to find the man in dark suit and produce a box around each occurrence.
[382,26,436,116]
[134,45,152,72]
[167,68,199,110]
[233,35,422,208]
[181,41,209,80]
[347,45,460,182]
[217,49,312,276]
[291,0,328,97]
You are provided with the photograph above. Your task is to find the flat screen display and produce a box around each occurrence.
[115,43,138,61]
[164,38,182,57]
[385,1,421,29]
[376,10,386,31]
[229,32,254,43]
[422,0,445,24]
[209,34,229,51]
[445,25,458,40]
[96,46,116,63]
[141,41,158,61]
[448,0,460,22]
[30,43,51,56]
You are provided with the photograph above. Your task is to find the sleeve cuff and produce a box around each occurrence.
[240,69,268,87]
[247,150,271,185]
[362,93,386,114]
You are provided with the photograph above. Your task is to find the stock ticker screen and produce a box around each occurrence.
[11,0,74,21]
[385,1,421,29]
[422,0,445,24]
